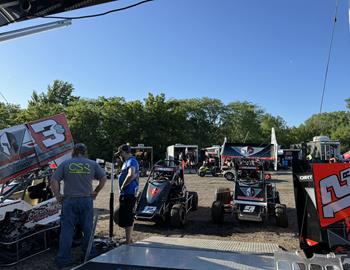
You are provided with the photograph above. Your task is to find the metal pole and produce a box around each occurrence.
[109,158,115,239]
[84,214,99,263]
[0,19,71,42]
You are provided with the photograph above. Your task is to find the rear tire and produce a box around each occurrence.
[224,172,234,181]
[170,204,186,228]
[189,191,198,211]
[275,204,288,228]
[211,200,224,224]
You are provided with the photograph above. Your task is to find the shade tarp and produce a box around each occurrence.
[221,143,275,160]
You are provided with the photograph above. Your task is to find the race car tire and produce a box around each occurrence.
[199,171,206,177]
[189,191,198,211]
[275,204,288,228]
[211,200,224,224]
[170,204,186,228]
[224,172,235,181]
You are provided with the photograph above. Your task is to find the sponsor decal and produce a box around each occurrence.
[298,174,313,182]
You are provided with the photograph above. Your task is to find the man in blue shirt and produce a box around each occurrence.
[115,144,139,244]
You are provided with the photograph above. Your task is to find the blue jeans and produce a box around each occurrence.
[56,197,96,266]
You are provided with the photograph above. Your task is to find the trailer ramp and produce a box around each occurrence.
[73,236,280,270]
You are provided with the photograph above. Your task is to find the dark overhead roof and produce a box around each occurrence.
[0,0,117,27]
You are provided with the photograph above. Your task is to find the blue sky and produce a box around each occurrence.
[0,0,349,127]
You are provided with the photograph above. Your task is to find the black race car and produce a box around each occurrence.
[135,160,198,227]
[211,159,288,227]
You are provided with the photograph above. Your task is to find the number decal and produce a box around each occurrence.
[243,205,255,213]
[30,119,65,148]
[320,168,350,218]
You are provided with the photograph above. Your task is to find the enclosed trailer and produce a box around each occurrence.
[166,144,198,173]
[199,145,221,168]
[131,144,153,177]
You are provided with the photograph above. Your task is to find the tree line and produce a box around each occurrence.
[1,80,349,160]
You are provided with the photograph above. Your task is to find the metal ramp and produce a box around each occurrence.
[73,237,280,270]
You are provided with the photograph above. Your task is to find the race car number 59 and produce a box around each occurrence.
[243,205,255,213]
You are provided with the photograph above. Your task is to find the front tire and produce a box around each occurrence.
[170,204,186,227]
[211,200,224,224]
[275,204,288,228]
[224,172,234,181]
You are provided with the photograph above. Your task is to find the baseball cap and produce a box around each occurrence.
[115,144,131,156]
[72,143,88,157]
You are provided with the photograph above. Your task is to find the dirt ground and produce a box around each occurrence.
[5,171,299,270]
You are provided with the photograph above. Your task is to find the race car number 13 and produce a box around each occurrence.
[30,119,65,148]
[320,168,350,218]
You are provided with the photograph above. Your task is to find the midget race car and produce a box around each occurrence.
[134,160,198,227]
[211,159,288,227]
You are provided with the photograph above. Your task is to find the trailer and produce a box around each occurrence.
[166,144,198,174]
[131,144,153,177]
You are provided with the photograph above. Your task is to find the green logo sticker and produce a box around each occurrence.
[69,163,91,174]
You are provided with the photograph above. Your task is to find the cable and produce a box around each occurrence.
[41,0,154,20]
[319,0,339,114]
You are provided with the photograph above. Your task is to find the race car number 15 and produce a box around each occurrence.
[320,168,350,218]
[30,119,65,148]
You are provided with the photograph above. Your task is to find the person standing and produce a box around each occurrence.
[115,144,139,244]
[51,143,106,268]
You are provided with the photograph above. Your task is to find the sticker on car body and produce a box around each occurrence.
[142,206,157,214]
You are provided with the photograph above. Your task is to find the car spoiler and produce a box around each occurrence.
[0,113,73,184]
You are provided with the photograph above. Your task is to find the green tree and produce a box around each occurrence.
[180,98,225,147]
[221,101,264,143]
[19,80,79,122]
[0,102,22,129]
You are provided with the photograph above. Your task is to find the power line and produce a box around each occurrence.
[319,0,339,114]
[0,91,9,104]
[41,0,154,20]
